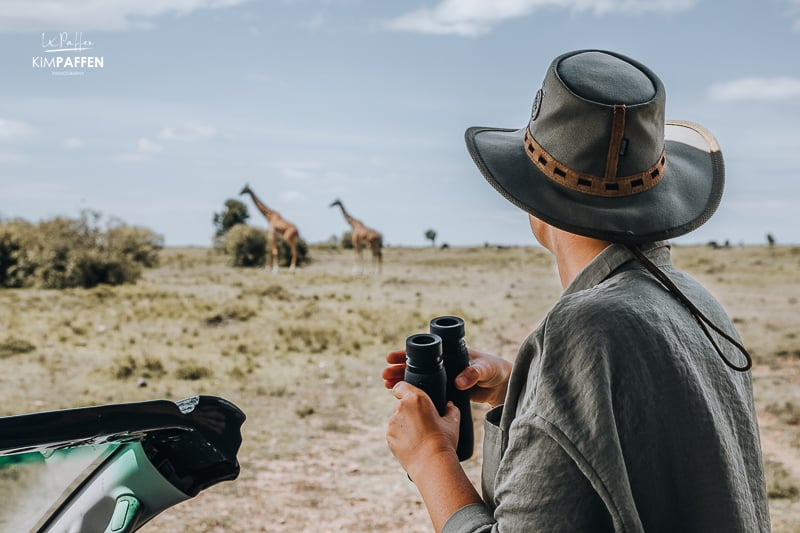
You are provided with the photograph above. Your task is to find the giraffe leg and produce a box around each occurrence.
[289,237,298,273]
[371,240,382,275]
[269,232,279,274]
[352,237,363,275]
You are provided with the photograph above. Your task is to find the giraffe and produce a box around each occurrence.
[329,199,383,274]
[240,184,300,273]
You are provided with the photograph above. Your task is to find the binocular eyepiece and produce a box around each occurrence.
[404,316,474,461]
[404,334,448,415]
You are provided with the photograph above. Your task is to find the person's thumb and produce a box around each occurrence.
[391,380,414,399]
[455,365,478,390]
[443,401,460,424]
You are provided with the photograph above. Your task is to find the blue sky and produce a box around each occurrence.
[1,0,798,247]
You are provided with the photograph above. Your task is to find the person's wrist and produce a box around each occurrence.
[405,441,459,481]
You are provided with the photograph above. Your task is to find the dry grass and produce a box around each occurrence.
[0,244,798,532]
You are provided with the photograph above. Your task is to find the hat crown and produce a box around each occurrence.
[557,51,656,105]
[464,48,724,244]
[529,50,665,179]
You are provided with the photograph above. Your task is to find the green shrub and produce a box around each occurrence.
[64,249,140,288]
[0,220,37,288]
[0,337,36,359]
[341,231,353,249]
[204,303,258,325]
[212,199,249,241]
[222,223,311,268]
[104,225,163,268]
[256,284,293,301]
[111,354,138,379]
[276,237,310,267]
[336,231,379,253]
[765,459,800,499]
[175,361,213,381]
[224,224,267,267]
[142,356,166,377]
[766,401,800,425]
[0,212,162,289]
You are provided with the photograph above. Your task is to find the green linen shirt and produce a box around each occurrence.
[443,243,770,533]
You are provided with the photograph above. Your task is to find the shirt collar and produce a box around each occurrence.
[562,241,672,296]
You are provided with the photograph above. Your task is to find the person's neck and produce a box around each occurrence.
[551,233,611,289]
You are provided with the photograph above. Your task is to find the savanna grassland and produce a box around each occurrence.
[0,244,798,532]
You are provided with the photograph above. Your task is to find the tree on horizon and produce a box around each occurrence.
[425,229,437,247]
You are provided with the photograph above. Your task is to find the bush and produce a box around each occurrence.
[336,231,381,253]
[65,249,139,288]
[175,361,213,381]
[0,213,163,289]
[0,337,36,359]
[104,225,163,268]
[223,224,311,268]
[212,199,249,246]
[0,220,37,288]
[765,459,800,499]
[215,199,249,234]
[277,237,310,267]
[341,231,353,249]
[224,224,267,267]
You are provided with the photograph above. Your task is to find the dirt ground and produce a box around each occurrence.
[1,244,798,532]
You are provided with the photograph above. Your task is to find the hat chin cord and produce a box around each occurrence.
[623,244,753,372]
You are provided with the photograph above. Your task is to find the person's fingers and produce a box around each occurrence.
[455,364,479,390]
[386,350,406,364]
[443,401,460,424]
[384,378,402,389]
[382,364,405,389]
[391,380,415,400]
[381,364,405,381]
[382,351,407,390]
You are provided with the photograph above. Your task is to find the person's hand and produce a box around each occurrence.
[454,348,512,407]
[382,348,512,407]
[382,350,408,390]
[386,381,460,479]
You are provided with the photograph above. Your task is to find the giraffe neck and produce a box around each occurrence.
[336,203,357,228]
[246,190,275,219]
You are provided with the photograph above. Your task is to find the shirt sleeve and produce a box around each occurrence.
[443,422,613,533]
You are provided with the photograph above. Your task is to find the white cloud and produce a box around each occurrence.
[158,123,216,142]
[269,160,322,180]
[0,118,35,142]
[709,77,800,102]
[137,137,163,153]
[306,9,326,31]
[114,153,147,163]
[114,137,162,162]
[63,137,84,149]
[280,190,306,202]
[0,0,251,32]
[0,152,28,164]
[787,0,800,29]
[385,0,694,36]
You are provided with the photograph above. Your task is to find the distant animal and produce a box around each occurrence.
[240,184,300,273]
[329,199,383,274]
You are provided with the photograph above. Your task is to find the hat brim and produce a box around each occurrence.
[465,121,724,243]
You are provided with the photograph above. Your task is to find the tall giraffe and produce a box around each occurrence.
[329,199,382,274]
[240,184,300,273]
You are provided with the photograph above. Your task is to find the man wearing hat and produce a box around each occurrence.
[384,50,770,532]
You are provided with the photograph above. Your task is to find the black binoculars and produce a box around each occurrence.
[404,316,474,461]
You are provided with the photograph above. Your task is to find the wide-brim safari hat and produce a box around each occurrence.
[465,49,724,244]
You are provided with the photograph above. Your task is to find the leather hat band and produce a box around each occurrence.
[524,129,666,197]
